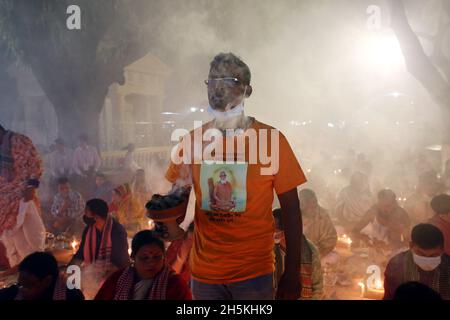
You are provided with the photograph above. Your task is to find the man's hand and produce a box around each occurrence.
[276,270,301,300]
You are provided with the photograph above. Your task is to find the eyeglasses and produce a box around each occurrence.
[204,77,242,87]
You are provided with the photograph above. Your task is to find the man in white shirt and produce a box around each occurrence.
[72,135,101,177]
[72,135,102,198]
[0,180,46,273]
[49,138,73,179]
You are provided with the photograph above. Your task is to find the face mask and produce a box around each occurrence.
[83,215,96,226]
[207,86,247,122]
[412,253,441,271]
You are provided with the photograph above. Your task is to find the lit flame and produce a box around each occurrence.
[148,219,155,230]
[71,240,78,251]
[358,282,365,296]
[128,248,132,256]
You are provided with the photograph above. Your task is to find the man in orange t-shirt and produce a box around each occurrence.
[165,53,307,300]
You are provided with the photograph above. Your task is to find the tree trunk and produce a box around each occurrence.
[50,90,106,149]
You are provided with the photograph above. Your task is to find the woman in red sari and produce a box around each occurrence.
[95,230,191,300]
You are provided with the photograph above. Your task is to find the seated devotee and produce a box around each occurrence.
[429,194,450,255]
[49,177,85,236]
[72,134,101,199]
[94,230,192,300]
[334,171,373,231]
[0,252,84,300]
[405,170,442,226]
[352,189,410,250]
[109,184,145,237]
[272,208,324,300]
[131,169,151,207]
[69,199,130,277]
[166,222,194,287]
[298,189,338,257]
[383,224,450,300]
[0,179,45,277]
[393,281,442,300]
[93,172,114,203]
[48,138,73,186]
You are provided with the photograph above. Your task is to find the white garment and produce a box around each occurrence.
[50,147,73,177]
[1,200,46,267]
[360,218,389,244]
[123,152,141,171]
[72,145,101,175]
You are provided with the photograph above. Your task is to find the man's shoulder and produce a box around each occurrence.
[111,218,127,235]
[386,250,409,272]
[70,190,83,199]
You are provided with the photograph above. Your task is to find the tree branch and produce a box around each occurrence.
[389,0,450,107]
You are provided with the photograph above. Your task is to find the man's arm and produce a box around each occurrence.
[276,188,302,300]
[318,214,338,256]
[351,207,375,241]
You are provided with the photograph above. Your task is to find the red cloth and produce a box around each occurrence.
[94,267,192,300]
[166,237,193,286]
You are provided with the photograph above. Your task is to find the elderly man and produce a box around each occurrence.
[334,171,373,231]
[383,224,450,300]
[0,124,42,270]
[298,189,337,257]
[165,53,307,300]
[352,189,410,250]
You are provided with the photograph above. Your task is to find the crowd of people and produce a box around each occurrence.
[0,52,449,301]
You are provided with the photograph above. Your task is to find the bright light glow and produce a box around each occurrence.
[200,108,205,112]
[357,32,405,69]
[161,112,179,115]
[190,107,197,112]
[327,122,335,128]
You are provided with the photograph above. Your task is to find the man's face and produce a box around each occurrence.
[298,196,315,216]
[55,143,64,152]
[207,67,247,111]
[410,245,443,258]
[18,271,52,300]
[220,172,227,182]
[377,198,396,216]
[95,176,104,187]
[58,183,70,196]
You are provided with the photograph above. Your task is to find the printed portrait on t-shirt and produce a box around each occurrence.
[199,162,247,213]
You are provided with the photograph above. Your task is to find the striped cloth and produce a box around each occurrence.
[113,265,172,300]
[83,215,113,274]
[404,251,450,299]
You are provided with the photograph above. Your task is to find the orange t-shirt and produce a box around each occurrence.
[165,119,307,283]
